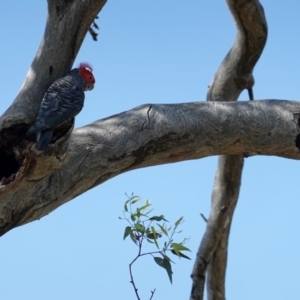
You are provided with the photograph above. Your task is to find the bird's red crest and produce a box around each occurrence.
[79,62,93,73]
[79,62,95,84]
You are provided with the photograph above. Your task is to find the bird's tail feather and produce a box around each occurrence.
[26,125,36,137]
[36,129,54,150]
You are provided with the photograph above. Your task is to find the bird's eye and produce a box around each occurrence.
[89,76,93,80]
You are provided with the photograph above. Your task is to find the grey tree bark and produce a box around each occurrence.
[0,0,298,298]
[190,1,268,299]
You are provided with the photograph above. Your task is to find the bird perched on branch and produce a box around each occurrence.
[27,63,95,150]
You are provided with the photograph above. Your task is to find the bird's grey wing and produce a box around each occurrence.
[33,77,85,131]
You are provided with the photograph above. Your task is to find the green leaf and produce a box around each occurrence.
[138,213,150,218]
[174,216,183,227]
[135,223,145,233]
[138,202,151,212]
[130,198,140,205]
[163,254,175,264]
[157,224,168,237]
[129,232,138,245]
[154,256,164,267]
[124,200,129,212]
[123,226,132,240]
[149,215,169,222]
[135,209,141,218]
[153,256,173,283]
[171,243,191,252]
[151,226,160,249]
[171,246,179,256]
[147,232,162,239]
[171,249,191,260]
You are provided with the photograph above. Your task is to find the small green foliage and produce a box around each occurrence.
[171,242,191,252]
[170,249,191,260]
[149,215,168,222]
[153,256,173,284]
[147,232,162,240]
[120,193,191,298]
[174,216,183,228]
[123,226,132,240]
[157,224,168,237]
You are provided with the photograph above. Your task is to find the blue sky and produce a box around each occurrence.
[1,1,300,299]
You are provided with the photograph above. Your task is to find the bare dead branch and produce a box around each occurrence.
[89,27,98,41]
[200,214,208,223]
[88,15,100,40]
[190,0,268,299]
[248,88,254,101]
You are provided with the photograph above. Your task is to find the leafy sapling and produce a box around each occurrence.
[119,193,191,300]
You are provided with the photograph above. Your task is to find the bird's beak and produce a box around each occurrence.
[86,83,94,91]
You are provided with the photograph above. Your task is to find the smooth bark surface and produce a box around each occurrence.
[190,0,267,299]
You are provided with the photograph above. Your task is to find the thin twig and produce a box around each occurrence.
[139,250,163,257]
[129,240,143,300]
[149,289,156,300]
[200,213,207,223]
[248,88,254,100]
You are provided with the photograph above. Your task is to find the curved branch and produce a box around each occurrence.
[207,0,267,101]
[191,1,268,299]
[0,100,299,235]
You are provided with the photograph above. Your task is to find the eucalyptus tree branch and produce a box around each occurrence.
[0,0,107,197]
[0,0,107,233]
[1,100,300,236]
[206,0,267,101]
[190,0,268,299]
[205,156,243,300]
[0,0,107,131]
